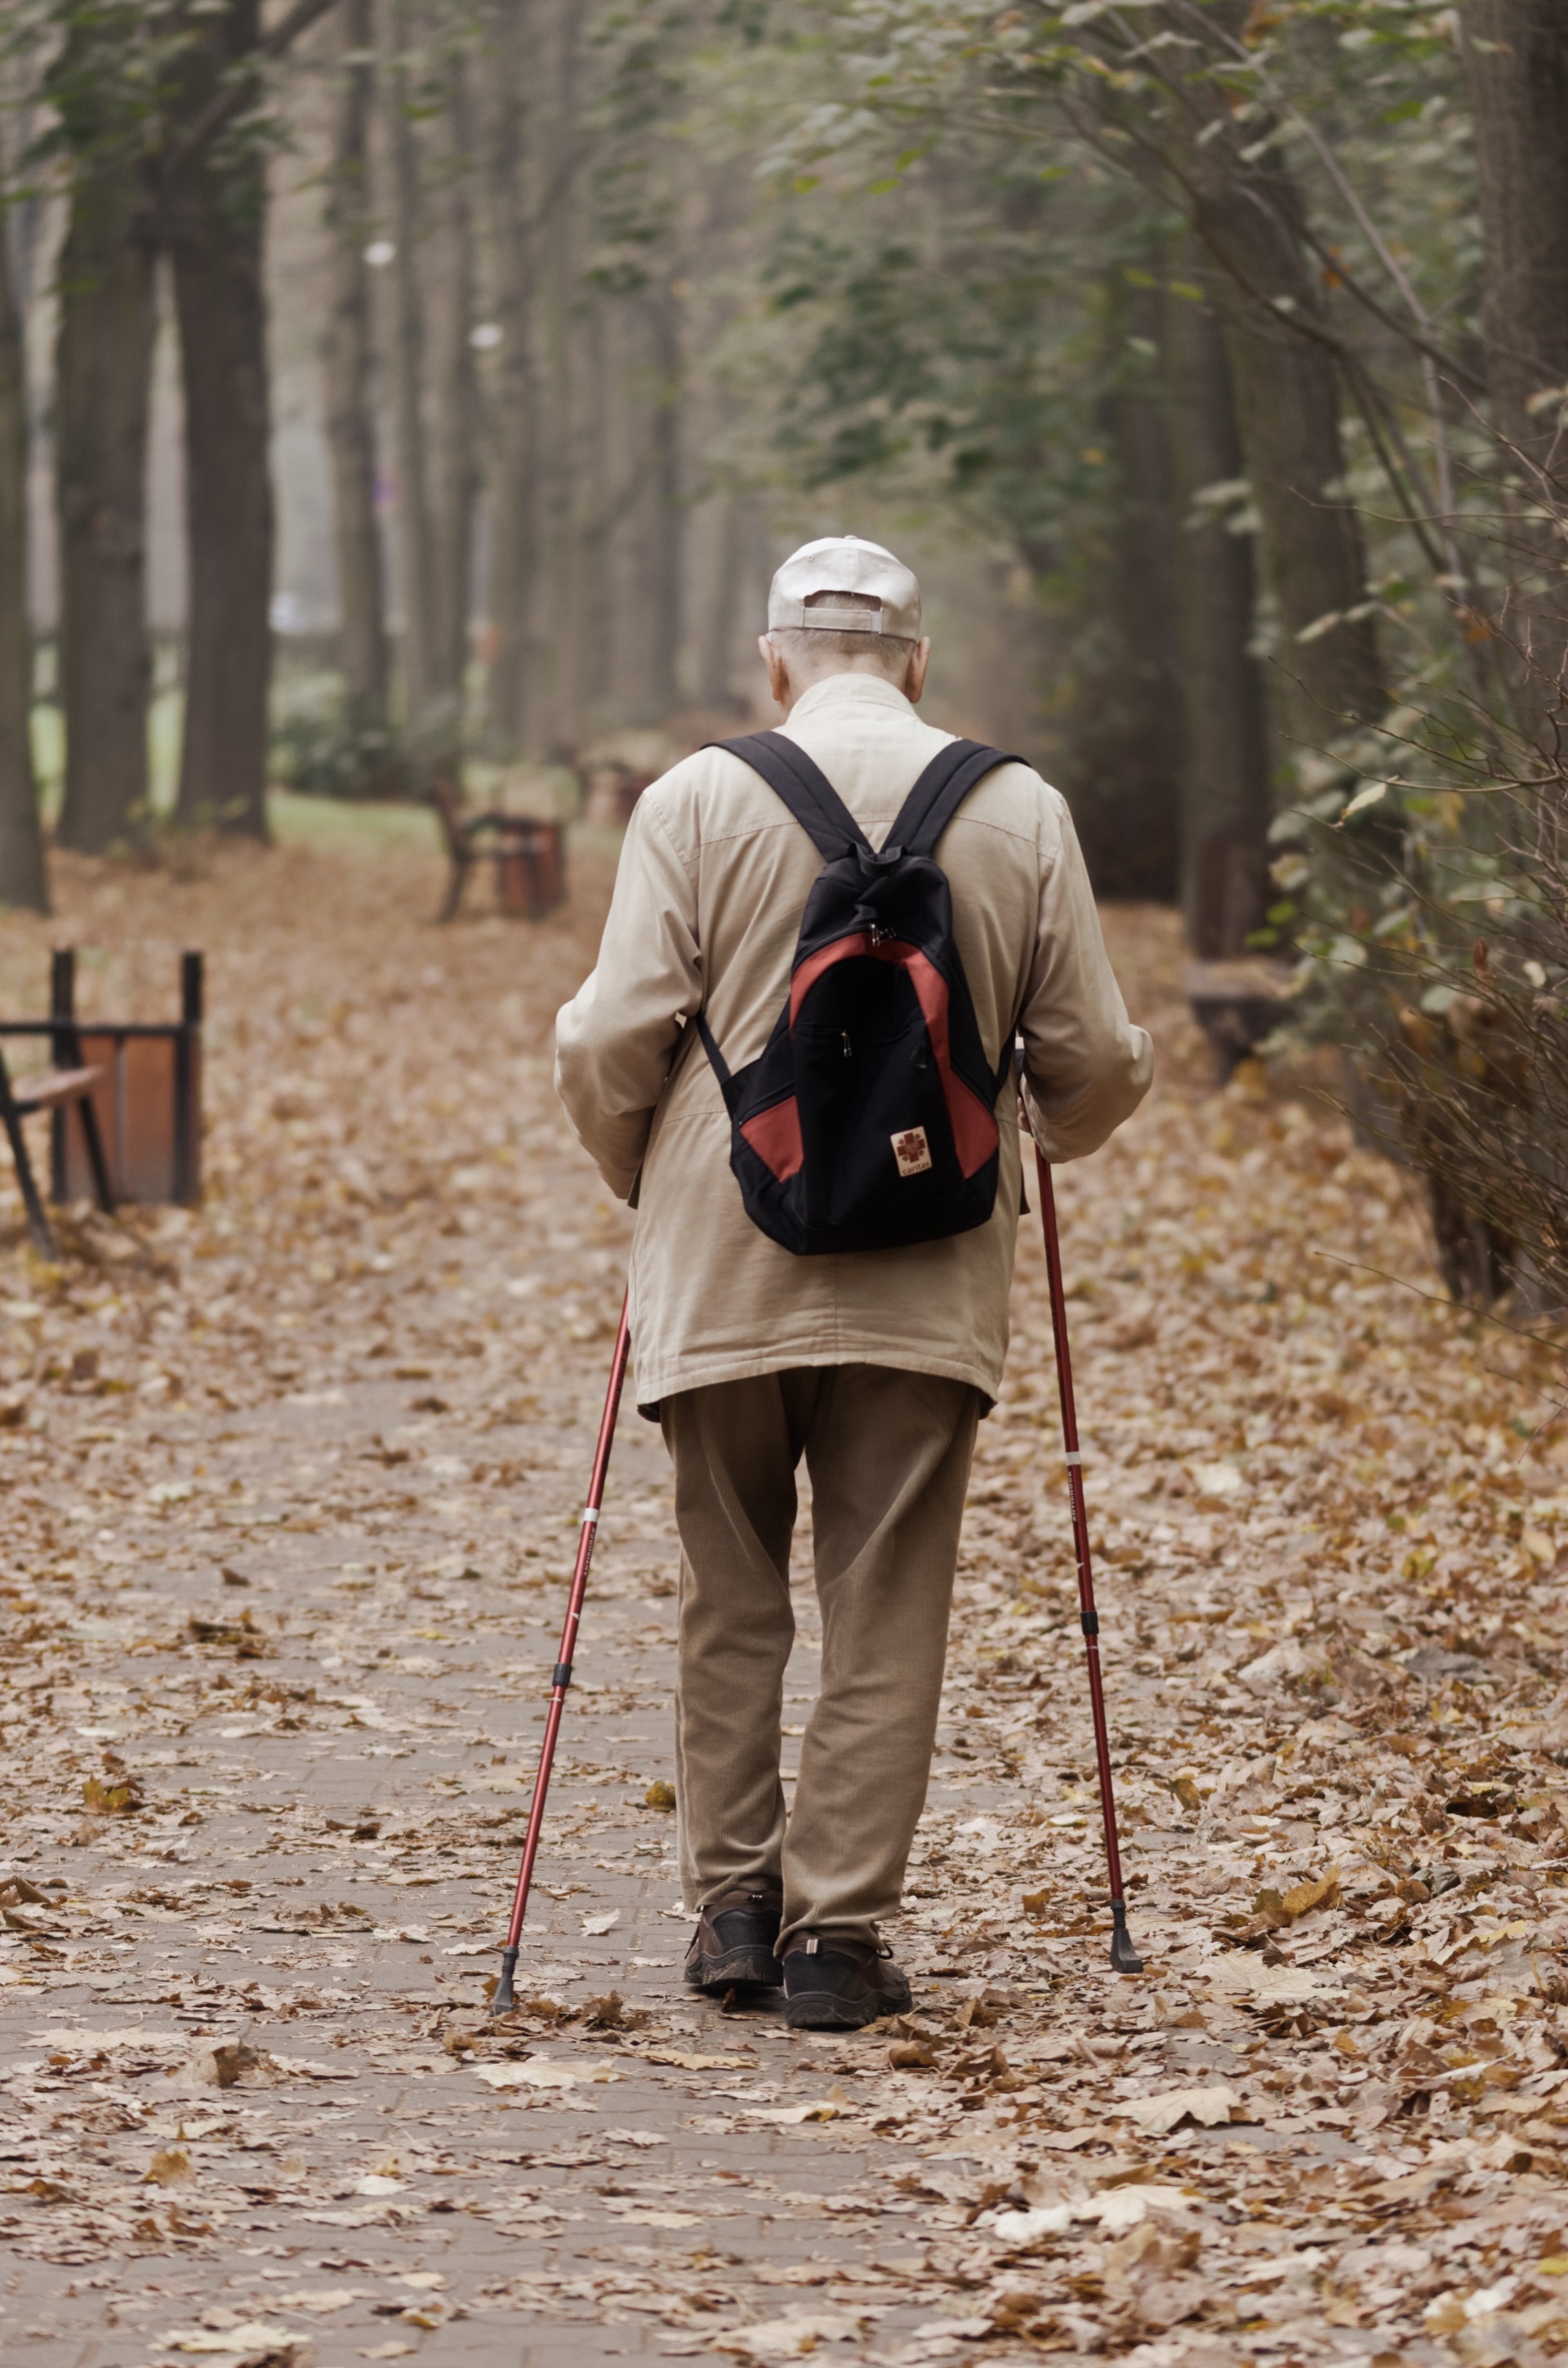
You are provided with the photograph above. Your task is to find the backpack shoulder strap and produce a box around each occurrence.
[707,731,871,862]
[889,739,1018,860]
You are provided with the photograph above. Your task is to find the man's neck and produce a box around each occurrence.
[775,665,911,721]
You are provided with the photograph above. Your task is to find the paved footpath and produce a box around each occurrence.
[3,844,1567,2368]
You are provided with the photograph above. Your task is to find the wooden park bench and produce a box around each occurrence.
[430,782,568,923]
[0,949,203,1256]
[1184,955,1293,1081]
[1182,824,1292,1080]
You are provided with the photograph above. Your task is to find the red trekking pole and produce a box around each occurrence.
[492,1295,631,2014]
[1035,1150,1143,1975]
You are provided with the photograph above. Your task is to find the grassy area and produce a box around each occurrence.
[267,789,441,855]
[28,677,589,862]
[32,689,189,826]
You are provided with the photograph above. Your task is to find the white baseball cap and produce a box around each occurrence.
[767,534,922,640]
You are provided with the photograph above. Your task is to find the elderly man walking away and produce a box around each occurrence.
[555,535,1152,2030]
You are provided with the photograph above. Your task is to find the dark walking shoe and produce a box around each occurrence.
[683,1888,783,1993]
[782,1932,912,2030]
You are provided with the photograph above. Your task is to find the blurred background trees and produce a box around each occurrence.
[2,1,1568,1308]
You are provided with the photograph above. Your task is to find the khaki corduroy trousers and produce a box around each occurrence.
[660,1363,979,1947]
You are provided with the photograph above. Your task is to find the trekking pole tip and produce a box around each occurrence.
[1109,1901,1144,1976]
[491,1946,519,2016]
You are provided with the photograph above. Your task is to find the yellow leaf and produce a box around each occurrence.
[1280,1867,1341,1922]
[644,1781,675,1810]
[144,2148,193,2187]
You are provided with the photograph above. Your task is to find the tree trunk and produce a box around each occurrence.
[569,297,613,738]
[699,491,744,710]
[164,0,274,839]
[385,0,437,733]
[1062,275,1183,903]
[1465,2,1568,472]
[608,288,684,729]
[322,0,390,729]
[0,203,46,910]
[1129,22,1383,756]
[480,0,538,756]
[55,150,157,854]
[1196,194,1382,751]
[531,0,586,758]
[428,42,480,754]
[1166,261,1273,957]
[1463,2,1568,733]
[645,281,683,719]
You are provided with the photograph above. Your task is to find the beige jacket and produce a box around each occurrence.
[555,673,1152,1412]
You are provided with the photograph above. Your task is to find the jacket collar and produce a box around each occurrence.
[784,672,915,725]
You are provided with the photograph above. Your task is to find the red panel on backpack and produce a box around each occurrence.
[739,1095,805,1181]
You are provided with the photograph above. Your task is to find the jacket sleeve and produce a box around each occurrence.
[555,792,703,1199]
[1018,787,1153,1162]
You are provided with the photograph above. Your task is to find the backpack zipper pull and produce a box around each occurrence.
[841,1032,853,1059]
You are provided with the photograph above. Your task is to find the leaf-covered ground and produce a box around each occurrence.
[1,827,1567,2368]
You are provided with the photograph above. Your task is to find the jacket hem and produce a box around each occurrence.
[635,1343,1001,1422]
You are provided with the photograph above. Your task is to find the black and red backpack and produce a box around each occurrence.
[696,729,1018,1258]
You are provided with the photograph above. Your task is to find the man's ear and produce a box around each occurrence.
[905,637,931,706]
[760,634,792,714]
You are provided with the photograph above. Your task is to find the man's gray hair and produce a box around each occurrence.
[767,588,915,675]
[768,625,915,667]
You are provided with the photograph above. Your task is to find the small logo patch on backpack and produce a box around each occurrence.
[891,1126,933,1179]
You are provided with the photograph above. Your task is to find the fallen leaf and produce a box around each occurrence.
[1120,2084,1240,2135]
[192,2041,265,2088]
[715,2308,862,2359]
[742,2102,842,2124]
[161,2327,302,2359]
[267,2054,359,2081]
[1280,1866,1342,1921]
[1190,1460,1245,1500]
[581,1910,619,1935]
[474,2058,615,2089]
[1205,1955,1319,2003]
[986,2203,1071,2243]
[34,2026,184,2054]
[644,2049,752,2070]
[1085,2184,1193,2232]
[144,2147,194,2186]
